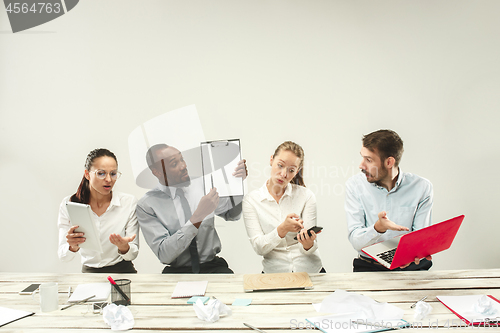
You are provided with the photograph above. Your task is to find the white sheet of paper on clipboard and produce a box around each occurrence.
[201,139,243,197]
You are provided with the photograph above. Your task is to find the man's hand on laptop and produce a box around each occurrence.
[399,255,433,269]
[374,211,410,233]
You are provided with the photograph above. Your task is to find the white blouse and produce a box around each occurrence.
[57,192,139,268]
[242,181,323,273]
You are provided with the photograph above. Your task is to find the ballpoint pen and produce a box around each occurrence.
[410,296,428,308]
[243,322,268,333]
[107,276,131,305]
[60,294,96,310]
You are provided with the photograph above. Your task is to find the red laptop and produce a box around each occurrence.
[361,215,464,270]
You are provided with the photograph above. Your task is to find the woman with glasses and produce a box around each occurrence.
[57,148,139,273]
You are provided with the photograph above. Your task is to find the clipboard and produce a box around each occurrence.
[200,139,243,197]
[437,295,500,326]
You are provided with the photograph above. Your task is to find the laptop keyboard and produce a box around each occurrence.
[377,248,397,264]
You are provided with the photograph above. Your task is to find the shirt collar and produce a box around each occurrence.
[370,167,405,192]
[259,180,292,202]
[157,183,173,198]
[109,191,121,207]
[157,183,188,199]
[393,167,404,190]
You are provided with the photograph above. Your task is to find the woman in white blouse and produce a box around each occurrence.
[243,141,324,273]
[57,148,139,273]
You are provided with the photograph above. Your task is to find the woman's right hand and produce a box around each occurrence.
[66,225,86,252]
[277,213,304,238]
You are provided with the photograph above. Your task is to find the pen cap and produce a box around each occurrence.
[111,279,131,306]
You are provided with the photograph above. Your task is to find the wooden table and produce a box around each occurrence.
[1,269,499,332]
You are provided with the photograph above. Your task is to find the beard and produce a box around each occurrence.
[178,176,191,187]
[361,167,387,184]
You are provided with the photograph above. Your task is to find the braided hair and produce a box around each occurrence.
[70,148,118,204]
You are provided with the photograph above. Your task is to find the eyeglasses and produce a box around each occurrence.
[89,169,122,180]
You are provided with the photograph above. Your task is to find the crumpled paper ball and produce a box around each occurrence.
[193,298,232,323]
[414,301,433,320]
[103,303,134,331]
[473,295,498,316]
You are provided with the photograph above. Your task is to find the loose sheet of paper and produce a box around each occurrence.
[312,289,404,319]
[171,281,208,298]
[68,283,110,302]
[0,307,34,328]
[307,290,407,333]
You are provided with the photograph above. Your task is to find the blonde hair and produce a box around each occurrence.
[272,141,305,187]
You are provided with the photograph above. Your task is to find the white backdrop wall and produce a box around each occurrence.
[1,1,499,274]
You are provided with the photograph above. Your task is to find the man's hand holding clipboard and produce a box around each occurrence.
[200,139,246,197]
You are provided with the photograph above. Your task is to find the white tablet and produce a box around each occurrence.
[66,202,103,253]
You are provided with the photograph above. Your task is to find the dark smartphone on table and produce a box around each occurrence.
[294,226,323,240]
[19,283,40,295]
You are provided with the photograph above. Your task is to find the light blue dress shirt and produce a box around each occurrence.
[345,169,433,256]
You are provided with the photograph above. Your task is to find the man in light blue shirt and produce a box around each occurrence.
[345,129,433,272]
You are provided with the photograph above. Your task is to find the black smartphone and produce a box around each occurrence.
[19,283,40,295]
[294,226,323,240]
